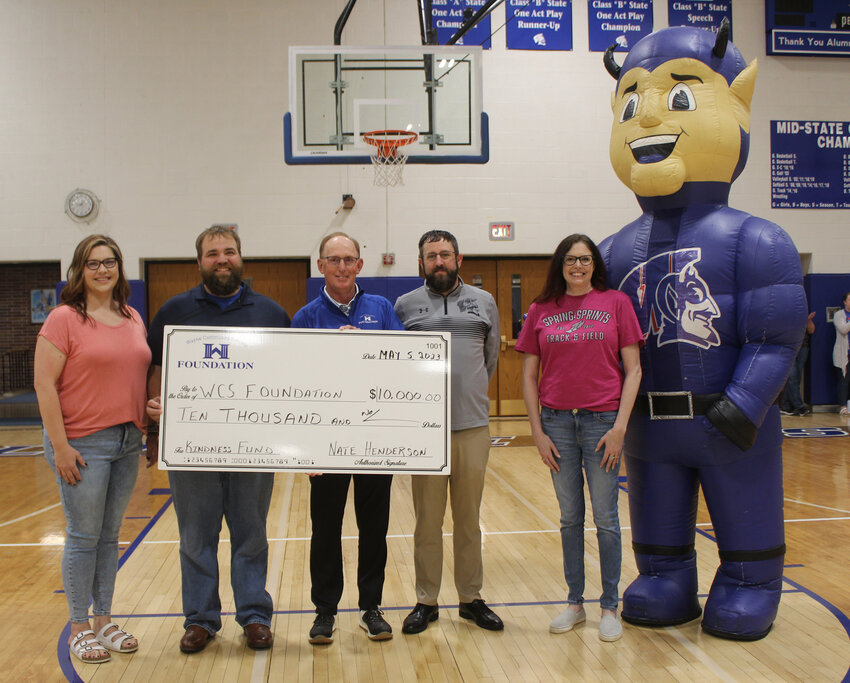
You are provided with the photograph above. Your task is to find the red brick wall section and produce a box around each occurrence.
[0,261,61,390]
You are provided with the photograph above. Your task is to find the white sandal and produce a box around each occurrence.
[95,622,139,653]
[69,630,111,663]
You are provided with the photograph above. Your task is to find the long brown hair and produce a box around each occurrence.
[533,234,608,304]
[61,234,132,321]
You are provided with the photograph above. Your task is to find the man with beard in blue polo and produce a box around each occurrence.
[146,225,290,653]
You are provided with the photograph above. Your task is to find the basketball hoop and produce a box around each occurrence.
[363,130,418,187]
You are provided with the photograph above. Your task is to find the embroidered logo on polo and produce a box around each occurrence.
[458,298,481,317]
[357,314,378,326]
[618,247,721,350]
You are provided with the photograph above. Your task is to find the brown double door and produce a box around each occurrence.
[461,257,549,416]
[145,259,309,325]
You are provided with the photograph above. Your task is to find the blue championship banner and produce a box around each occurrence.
[667,1,731,35]
[431,0,492,48]
[158,326,451,474]
[588,0,653,52]
[770,119,850,209]
[506,0,573,51]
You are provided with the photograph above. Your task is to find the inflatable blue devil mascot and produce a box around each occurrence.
[599,20,807,640]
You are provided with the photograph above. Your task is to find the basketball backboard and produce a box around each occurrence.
[284,45,487,164]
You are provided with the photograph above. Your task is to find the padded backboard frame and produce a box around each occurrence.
[284,45,487,165]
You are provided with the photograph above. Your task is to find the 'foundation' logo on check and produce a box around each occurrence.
[203,343,230,360]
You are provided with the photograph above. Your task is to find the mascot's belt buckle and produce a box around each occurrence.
[647,391,694,420]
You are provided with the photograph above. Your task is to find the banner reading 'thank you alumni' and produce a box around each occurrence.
[766,0,850,57]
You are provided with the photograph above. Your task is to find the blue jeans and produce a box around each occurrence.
[541,407,622,611]
[169,470,274,633]
[44,423,141,623]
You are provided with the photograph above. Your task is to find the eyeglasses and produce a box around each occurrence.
[84,258,118,271]
[423,251,455,263]
[564,255,593,266]
[323,256,359,267]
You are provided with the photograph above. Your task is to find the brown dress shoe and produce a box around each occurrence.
[180,625,213,653]
[244,623,273,650]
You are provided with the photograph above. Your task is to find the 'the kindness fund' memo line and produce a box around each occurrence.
[158,326,451,474]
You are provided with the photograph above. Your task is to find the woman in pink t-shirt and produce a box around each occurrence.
[34,235,151,664]
[516,234,642,643]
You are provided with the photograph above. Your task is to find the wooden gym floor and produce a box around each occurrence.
[1,413,848,682]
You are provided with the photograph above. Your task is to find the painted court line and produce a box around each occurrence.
[0,502,60,528]
[784,497,850,515]
[7,517,847,550]
[72,587,809,623]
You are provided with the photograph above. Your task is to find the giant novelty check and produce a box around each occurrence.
[158,326,451,474]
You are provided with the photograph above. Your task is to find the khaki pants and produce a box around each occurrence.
[411,425,491,605]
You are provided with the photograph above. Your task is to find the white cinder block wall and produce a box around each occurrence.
[0,1,847,279]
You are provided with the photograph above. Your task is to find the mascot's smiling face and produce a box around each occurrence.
[607,26,757,198]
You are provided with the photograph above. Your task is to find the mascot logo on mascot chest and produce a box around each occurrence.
[619,247,720,349]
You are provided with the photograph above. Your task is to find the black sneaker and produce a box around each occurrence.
[795,407,811,416]
[308,613,335,644]
[359,608,393,640]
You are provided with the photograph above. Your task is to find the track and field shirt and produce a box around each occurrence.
[515,289,643,412]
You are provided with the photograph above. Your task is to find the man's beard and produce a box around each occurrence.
[201,263,243,296]
[425,265,458,294]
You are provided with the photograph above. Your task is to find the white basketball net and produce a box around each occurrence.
[364,131,417,187]
[368,147,409,187]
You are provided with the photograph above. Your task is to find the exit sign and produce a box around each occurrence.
[490,222,514,240]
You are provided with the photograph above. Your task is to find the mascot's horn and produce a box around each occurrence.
[713,17,730,58]
[604,43,621,80]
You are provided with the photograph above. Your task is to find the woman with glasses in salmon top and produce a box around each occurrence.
[35,235,150,664]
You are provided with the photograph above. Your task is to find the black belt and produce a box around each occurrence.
[632,392,722,420]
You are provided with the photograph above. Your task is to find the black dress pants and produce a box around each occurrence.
[309,473,393,613]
